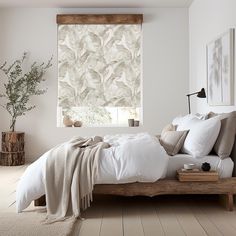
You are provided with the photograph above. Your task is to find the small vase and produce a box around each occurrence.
[128,119,134,127]
[63,116,73,127]
[74,120,82,127]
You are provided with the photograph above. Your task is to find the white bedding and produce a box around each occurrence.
[16,133,169,212]
[16,132,234,213]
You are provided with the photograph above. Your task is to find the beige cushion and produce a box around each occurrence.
[208,111,236,120]
[161,123,176,137]
[160,130,188,156]
[208,111,236,159]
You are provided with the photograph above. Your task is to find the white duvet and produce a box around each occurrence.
[16,133,169,212]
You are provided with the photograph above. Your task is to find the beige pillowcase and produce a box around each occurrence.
[208,111,236,120]
[208,111,236,159]
[160,130,188,156]
[161,123,176,137]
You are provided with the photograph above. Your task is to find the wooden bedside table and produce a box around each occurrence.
[177,169,219,182]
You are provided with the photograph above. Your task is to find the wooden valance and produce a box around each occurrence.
[56,14,143,24]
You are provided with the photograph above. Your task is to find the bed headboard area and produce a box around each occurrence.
[207,111,236,177]
[232,135,236,177]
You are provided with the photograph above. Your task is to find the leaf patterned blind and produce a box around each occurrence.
[58,23,142,108]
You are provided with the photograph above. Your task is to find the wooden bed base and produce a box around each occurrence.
[35,177,236,211]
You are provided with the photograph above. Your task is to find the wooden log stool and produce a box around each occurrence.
[0,132,25,166]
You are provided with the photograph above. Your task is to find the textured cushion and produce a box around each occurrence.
[161,123,176,137]
[208,111,236,159]
[177,117,221,157]
[160,130,188,156]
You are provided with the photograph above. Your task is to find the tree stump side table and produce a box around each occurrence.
[0,132,25,166]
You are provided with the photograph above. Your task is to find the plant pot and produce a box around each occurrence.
[0,132,25,166]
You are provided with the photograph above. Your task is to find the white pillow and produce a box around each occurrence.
[172,113,208,127]
[172,114,196,126]
[176,116,196,131]
[177,117,221,157]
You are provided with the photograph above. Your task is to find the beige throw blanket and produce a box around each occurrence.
[44,136,110,223]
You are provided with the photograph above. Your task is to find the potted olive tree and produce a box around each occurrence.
[0,53,52,165]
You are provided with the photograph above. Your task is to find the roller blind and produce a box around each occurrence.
[57,14,143,126]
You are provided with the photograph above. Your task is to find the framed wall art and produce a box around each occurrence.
[207,29,234,106]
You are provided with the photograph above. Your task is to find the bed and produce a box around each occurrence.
[20,112,236,213]
[32,134,236,212]
[92,113,236,211]
[92,140,236,209]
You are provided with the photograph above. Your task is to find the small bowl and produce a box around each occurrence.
[184,163,195,170]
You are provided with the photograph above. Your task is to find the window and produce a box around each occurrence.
[57,15,143,127]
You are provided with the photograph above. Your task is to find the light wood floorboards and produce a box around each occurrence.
[0,165,29,213]
[1,165,236,236]
[77,195,236,236]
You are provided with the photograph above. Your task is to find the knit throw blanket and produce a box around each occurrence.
[44,136,110,223]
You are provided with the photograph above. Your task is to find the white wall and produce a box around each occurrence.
[189,0,236,114]
[0,8,189,161]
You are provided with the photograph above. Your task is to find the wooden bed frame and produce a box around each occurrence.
[35,135,236,211]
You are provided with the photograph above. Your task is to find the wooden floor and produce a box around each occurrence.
[77,194,236,236]
[2,165,236,236]
[0,165,29,213]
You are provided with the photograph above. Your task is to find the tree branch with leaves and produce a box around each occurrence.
[0,53,52,132]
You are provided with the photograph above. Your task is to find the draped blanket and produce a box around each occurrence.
[44,136,110,223]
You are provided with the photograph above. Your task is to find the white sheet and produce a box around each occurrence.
[16,133,169,212]
[166,154,233,178]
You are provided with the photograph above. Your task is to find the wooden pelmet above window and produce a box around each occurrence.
[56,14,143,24]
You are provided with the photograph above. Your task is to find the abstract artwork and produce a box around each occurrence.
[57,24,142,126]
[207,29,234,105]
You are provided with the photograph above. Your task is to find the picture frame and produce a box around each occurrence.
[207,29,234,106]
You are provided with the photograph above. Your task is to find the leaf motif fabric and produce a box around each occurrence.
[58,24,141,108]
